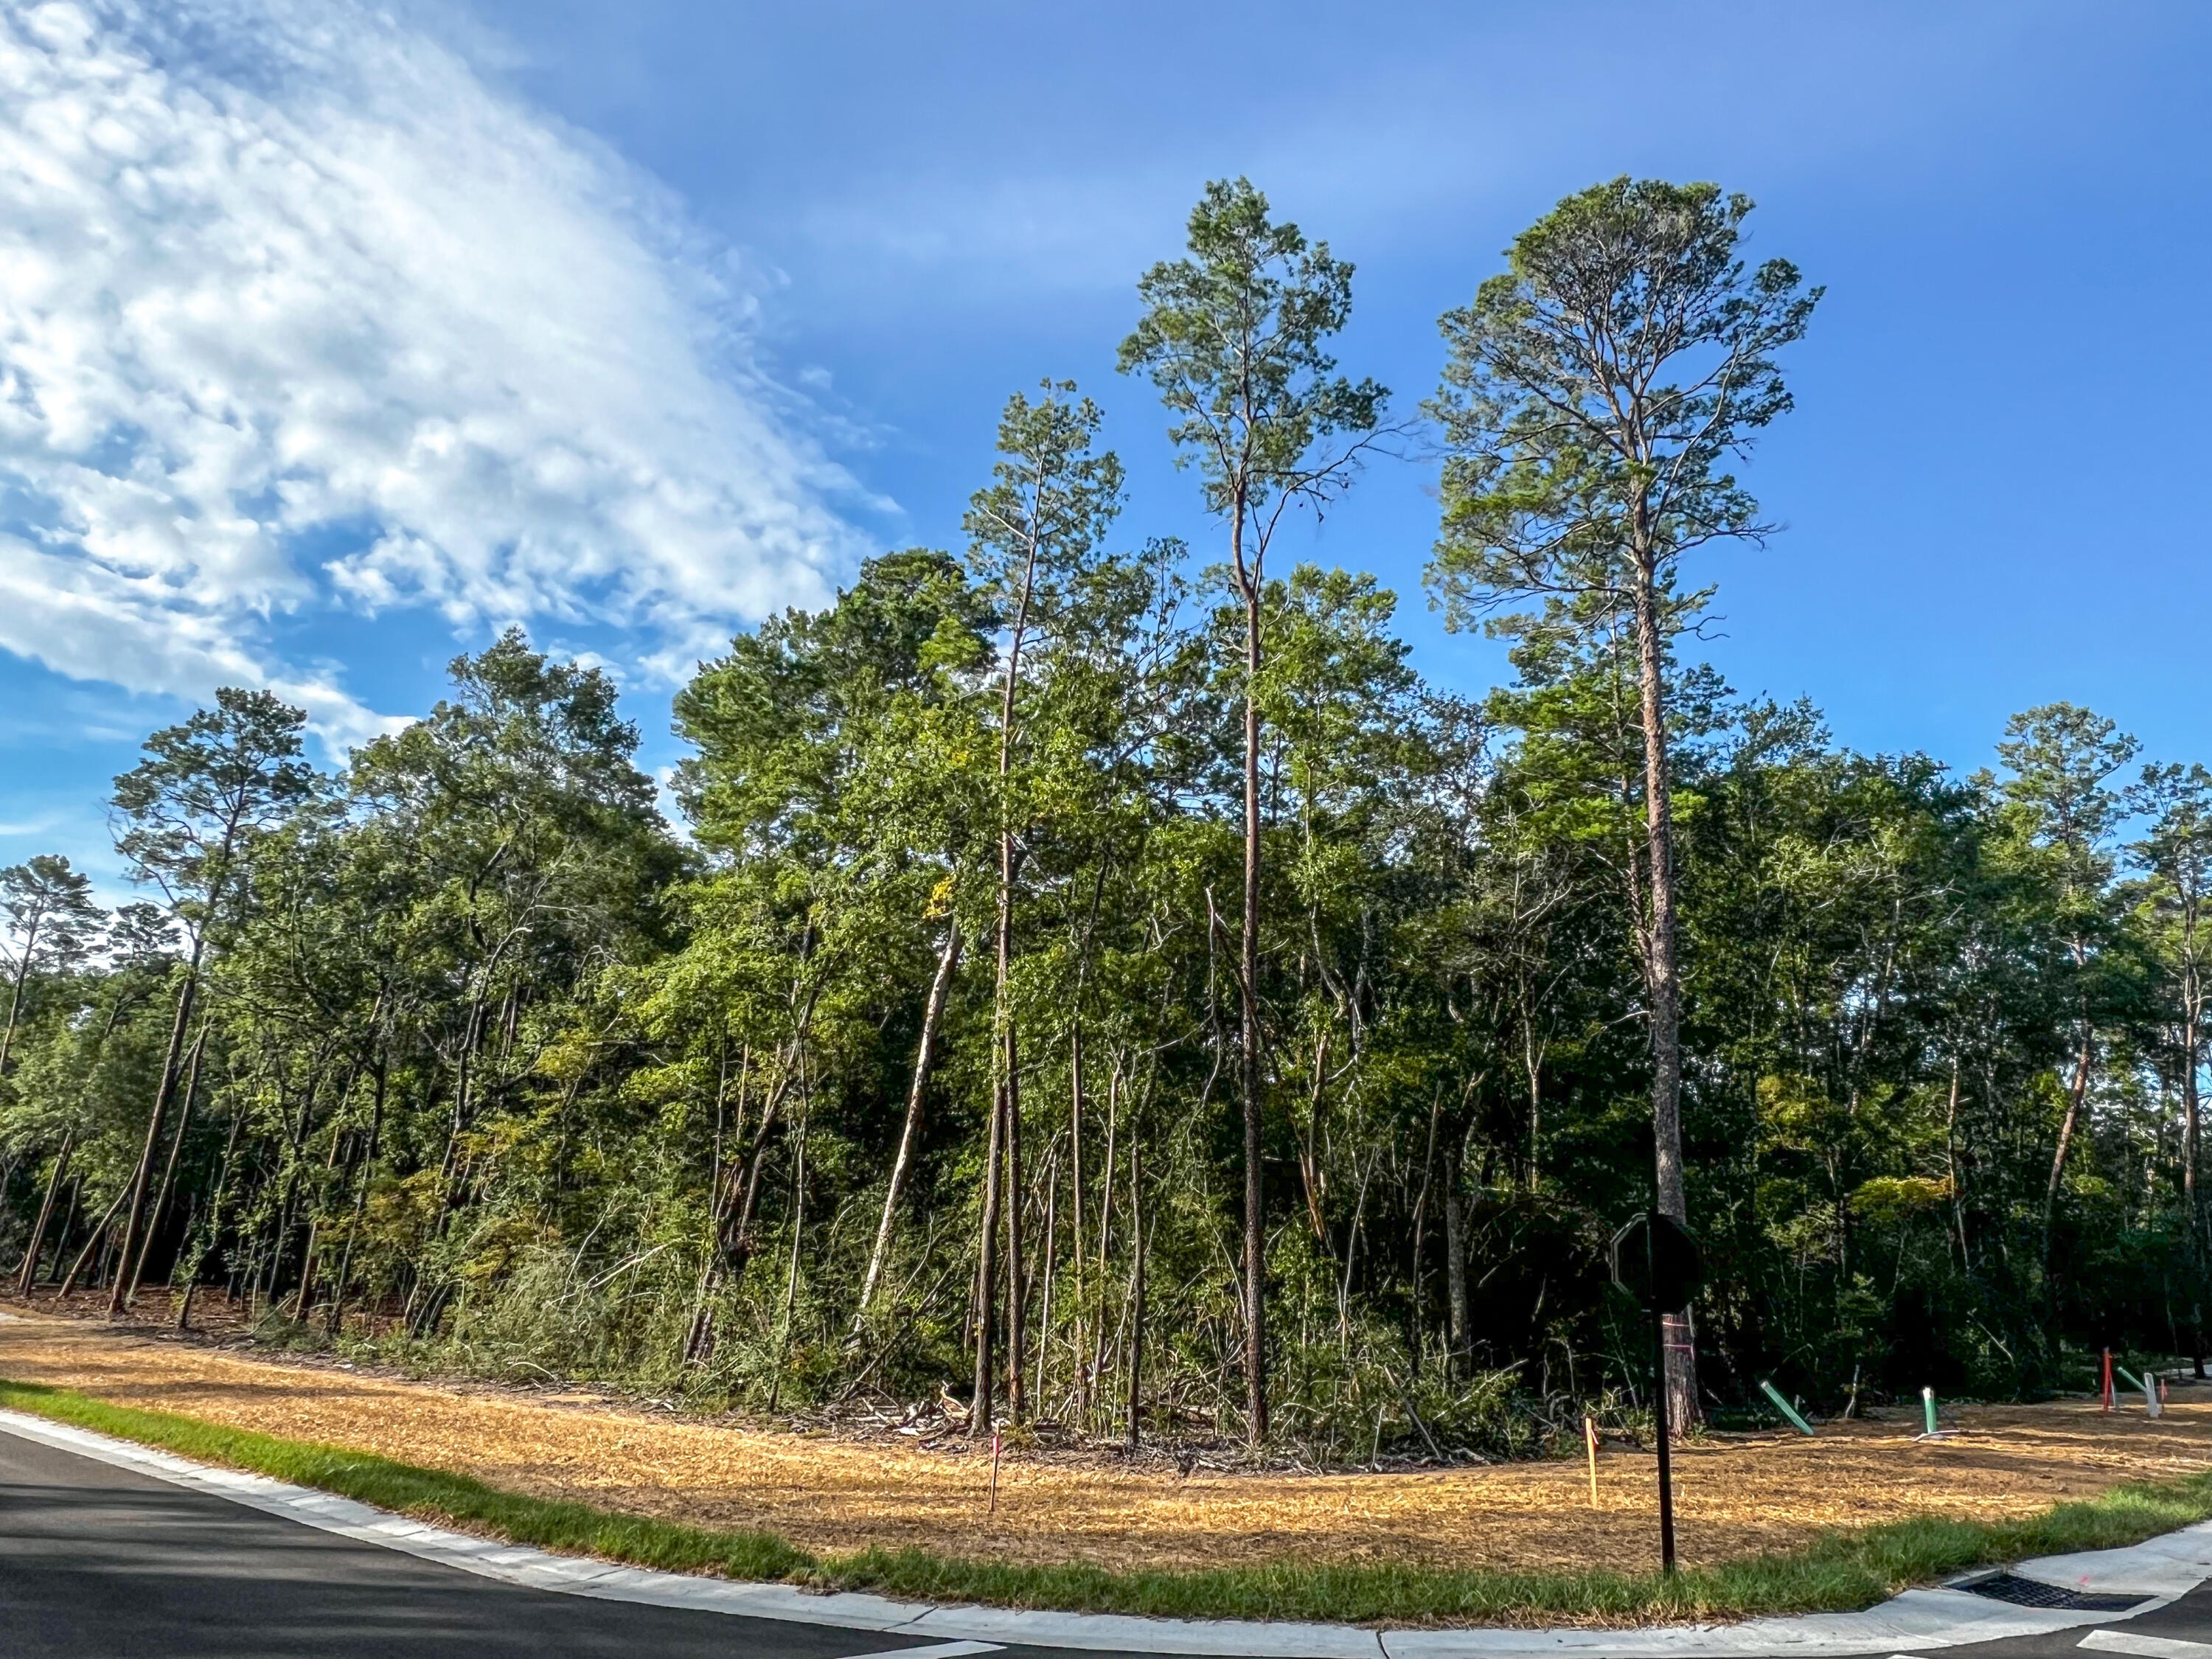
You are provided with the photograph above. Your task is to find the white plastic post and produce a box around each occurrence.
[2146,1372,2163,1419]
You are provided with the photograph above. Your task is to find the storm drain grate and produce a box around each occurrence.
[1960,1572,2149,1612]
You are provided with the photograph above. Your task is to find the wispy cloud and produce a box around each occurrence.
[0,0,864,749]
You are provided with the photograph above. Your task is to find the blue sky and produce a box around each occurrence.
[2,0,2208,890]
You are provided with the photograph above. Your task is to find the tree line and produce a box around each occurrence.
[1,177,2205,1458]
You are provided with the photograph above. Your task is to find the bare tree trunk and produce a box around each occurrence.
[1125,1131,1145,1450]
[972,1068,1005,1434]
[1443,1167,1469,1377]
[1004,1026,1026,1420]
[683,1048,748,1365]
[1944,1053,1972,1270]
[110,965,199,1313]
[180,1105,248,1332]
[1630,564,1697,1434]
[0,939,35,1077]
[126,1022,207,1305]
[2183,1002,2205,1376]
[765,1114,808,1416]
[16,1132,73,1296]
[49,1176,83,1287]
[61,1186,128,1300]
[713,1055,796,1293]
[327,1058,387,1338]
[1523,1013,1544,1191]
[1091,1060,1119,1418]
[1408,1088,1441,1368]
[1069,1023,1087,1417]
[987,469,1043,1426]
[2044,1026,2095,1268]
[1238,560,1268,1444]
[291,1111,352,1323]
[856,921,961,1325]
[1036,1143,1058,1408]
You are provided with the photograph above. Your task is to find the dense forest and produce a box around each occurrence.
[2,178,2205,1461]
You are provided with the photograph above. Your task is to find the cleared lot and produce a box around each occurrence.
[1,1302,2206,1575]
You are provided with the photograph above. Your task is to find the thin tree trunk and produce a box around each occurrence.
[2183,998,2205,1376]
[1238,561,1268,1444]
[987,465,1043,1425]
[61,1187,128,1299]
[1443,1161,1469,1376]
[712,1045,800,1296]
[327,1057,387,1337]
[1091,1060,1119,1416]
[0,933,35,1077]
[1297,1032,1331,1245]
[291,1074,356,1322]
[1523,1009,1545,1190]
[2045,1026,2095,1267]
[1036,1143,1058,1409]
[1069,1023,1087,1418]
[127,1021,207,1304]
[1004,1026,1026,1420]
[109,961,200,1313]
[684,1046,750,1364]
[181,1106,248,1332]
[49,1175,83,1286]
[1944,1053,1971,1270]
[262,1061,334,1312]
[1630,562,1697,1433]
[972,1054,1005,1435]
[16,1131,74,1297]
[1125,1131,1145,1450]
[856,920,962,1325]
[765,1112,808,1416]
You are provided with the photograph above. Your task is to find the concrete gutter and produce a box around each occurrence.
[4,1405,2207,1657]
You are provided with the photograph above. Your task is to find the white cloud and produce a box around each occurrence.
[0,0,863,748]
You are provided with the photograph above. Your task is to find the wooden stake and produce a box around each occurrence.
[989,1428,1004,1516]
[1584,1414,1599,1508]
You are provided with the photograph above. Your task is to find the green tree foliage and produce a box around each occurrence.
[1119,177,1389,1442]
[0,855,104,1079]
[1429,176,1820,1424]
[7,178,2209,1459]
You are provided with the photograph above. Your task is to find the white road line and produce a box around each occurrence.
[2079,1632,2212,1658]
[835,1644,1004,1659]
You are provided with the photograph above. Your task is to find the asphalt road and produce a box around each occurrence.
[10,1419,2212,1659]
[0,1425,987,1659]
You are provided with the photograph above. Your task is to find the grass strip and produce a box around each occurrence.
[0,1377,808,1582]
[6,1373,2212,1628]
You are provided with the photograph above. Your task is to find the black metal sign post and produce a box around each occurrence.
[1611,1210,1703,1579]
[1646,1221,1676,1576]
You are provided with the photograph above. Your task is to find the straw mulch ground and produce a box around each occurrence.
[2,1298,2208,1573]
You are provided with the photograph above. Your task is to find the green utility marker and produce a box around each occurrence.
[1759,1379,1815,1436]
[2115,1366,2162,1417]
[1921,1385,1938,1436]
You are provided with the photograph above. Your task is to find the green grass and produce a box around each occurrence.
[0,1377,807,1582]
[5,1373,2211,1628]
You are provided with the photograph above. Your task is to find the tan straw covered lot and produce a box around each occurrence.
[3,1302,2208,1574]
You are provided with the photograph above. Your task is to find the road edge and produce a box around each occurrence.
[3,1405,2208,1657]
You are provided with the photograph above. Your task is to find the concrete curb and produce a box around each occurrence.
[1,1405,2206,1656]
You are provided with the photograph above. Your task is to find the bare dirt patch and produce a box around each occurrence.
[3,1297,2208,1573]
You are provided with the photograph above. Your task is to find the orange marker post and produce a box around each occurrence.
[2102,1349,2115,1412]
